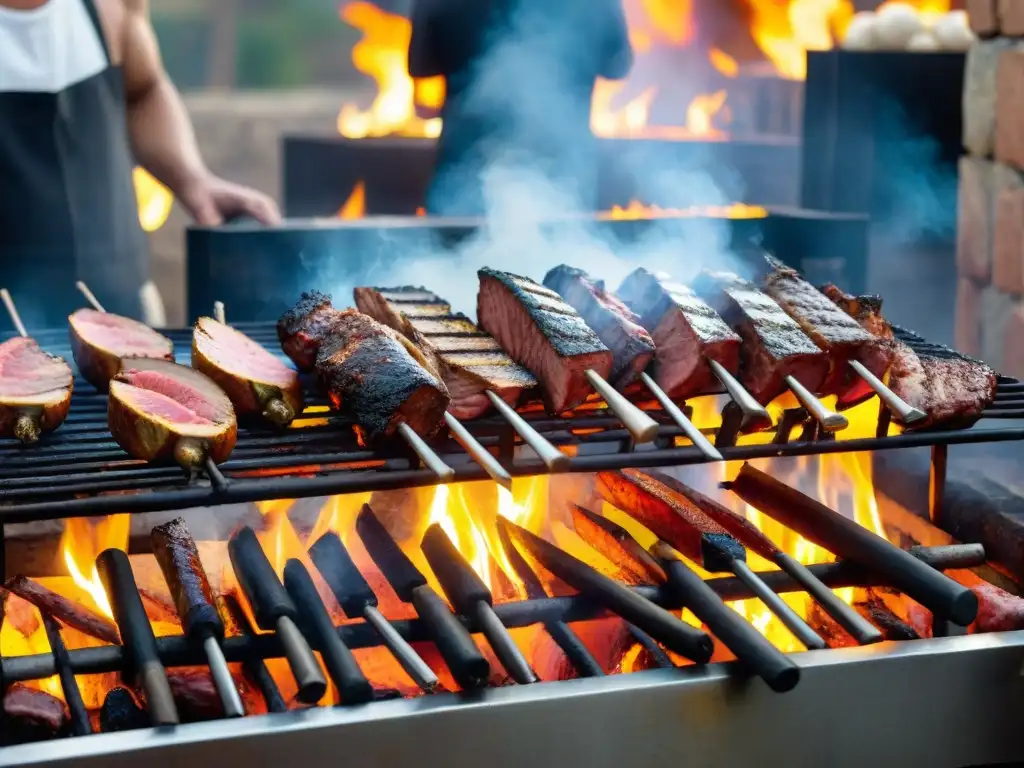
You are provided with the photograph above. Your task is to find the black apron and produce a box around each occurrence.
[0,0,148,329]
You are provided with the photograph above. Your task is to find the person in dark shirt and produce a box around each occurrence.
[409,0,632,216]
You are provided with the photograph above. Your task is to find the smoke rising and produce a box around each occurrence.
[317,0,751,316]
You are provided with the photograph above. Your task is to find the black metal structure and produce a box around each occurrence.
[1,324,1021,523]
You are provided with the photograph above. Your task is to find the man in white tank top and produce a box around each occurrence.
[0,0,280,326]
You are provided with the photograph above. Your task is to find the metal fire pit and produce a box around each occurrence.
[3,634,1023,768]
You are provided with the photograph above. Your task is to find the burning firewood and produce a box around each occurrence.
[852,590,920,642]
[2,684,69,741]
[99,687,149,733]
[4,575,119,645]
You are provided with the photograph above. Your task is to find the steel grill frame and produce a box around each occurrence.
[1,323,1022,523]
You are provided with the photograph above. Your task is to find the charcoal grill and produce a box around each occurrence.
[1,321,1024,768]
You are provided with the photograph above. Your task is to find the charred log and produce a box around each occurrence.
[4,575,119,645]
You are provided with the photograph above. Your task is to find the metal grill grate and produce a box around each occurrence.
[1,323,1022,523]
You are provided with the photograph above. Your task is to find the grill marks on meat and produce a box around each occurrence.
[354,285,536,419]
[277,291,347,372]
[819,285,898,407]
[595,469,730,565]
[0,337,73,439]
[68,308,175,391]
[542,265,655,391]
[617,267,741,399]
[692,270,827,404]
[761,256,888,399]
[822,285,998,428]
[315,310,450,440]
[477,268,612,413]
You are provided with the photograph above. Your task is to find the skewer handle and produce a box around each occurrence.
[655,548,800,693]
[640,373,722,461]
[731,559,827,651]
[364,605,439,691]
[275,615,329,703]
[585,369,659,444]
[75,281,106,313]
[202,634,246,717]
[0,289,28,338]
[707,359,772,431]
[784,375,848,433]
[397,422,456,482]
[848,360,926,426]
[410,585,490,690]
[471,602,538,685]
[444,412,512,489]
[485,390,569,472]
[213,301,227,325]
[774,553,882,646]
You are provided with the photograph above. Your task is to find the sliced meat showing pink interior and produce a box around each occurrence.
[117,359,234,424]
[71,309,173,357]
[114,385,216,426]
[0,338,73,398]
[194,317,296,386]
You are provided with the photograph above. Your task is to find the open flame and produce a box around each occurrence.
[338,181,366,219]
[133,168,173,233]
[602,200,769,220]
[61,516,128,618]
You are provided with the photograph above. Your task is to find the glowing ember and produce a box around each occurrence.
[337,2,443,139]
[133,167,173,233]
[601,201,769,220]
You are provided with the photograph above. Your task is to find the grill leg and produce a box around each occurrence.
[929,444,948,526]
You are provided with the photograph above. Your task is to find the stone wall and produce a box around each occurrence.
[148,89,354,326]
[958,1,1024,375]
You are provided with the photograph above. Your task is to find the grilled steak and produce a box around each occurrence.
[354,285,536,419]
[477,268,612,413]
[617,267,741,399]
[761,255,890,400]
[691,270,827,404]
[277,291,348,372]
[315,310,450,440]
[0,337,74,442]
[108,359,238,468]
[823,284,997,427]
[68,308,175,391]
[193,316,303,427]
[819,284,897,407]
[542,265,655,390]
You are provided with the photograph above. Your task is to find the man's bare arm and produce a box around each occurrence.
[121,0,208,198]
[120,0,278,224]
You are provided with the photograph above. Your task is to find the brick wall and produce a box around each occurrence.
[959,2,1024,376]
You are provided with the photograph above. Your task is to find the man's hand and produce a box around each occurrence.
[178,175,281,226]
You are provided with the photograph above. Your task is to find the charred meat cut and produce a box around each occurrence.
[0,337,73,443]
[477,268,613,413]
[315,310,450,440]
[150,518,223,643]
[761,255,891,400]
[542,265,655,391]
[823,285,997,428]
[68,308,174,391]
[277,291,347,372]
[192,316,303,427]
[3,684,68,736]
[354,285,536,419]
[108,359,238,468]
[616,267,741,399]
[691,270,827,404]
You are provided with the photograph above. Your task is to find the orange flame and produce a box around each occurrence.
[61,516,129,618]
[338,181,366,219]
[602,201,769,220]
[337,2,443,139]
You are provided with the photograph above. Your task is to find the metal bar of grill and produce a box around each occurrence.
[1,324,1021,522]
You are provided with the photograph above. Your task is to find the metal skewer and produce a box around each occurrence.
[639,372,722,461]
[707,359,773,431]
[75,281,106,313]
[485,390,570,472]
[444,412,512,489]
[397,422,456,482]
[848,360,927,425]
[42,615,93,735]
[1,288,28,338]
[585,369,660,443]
[784,375,848,432]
